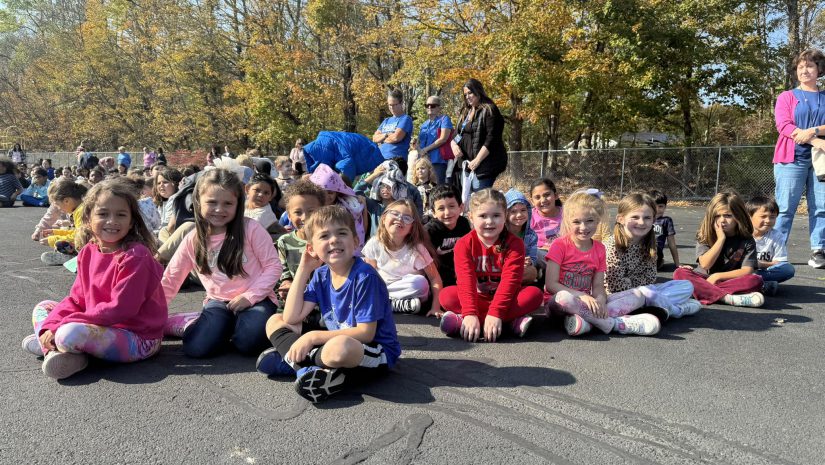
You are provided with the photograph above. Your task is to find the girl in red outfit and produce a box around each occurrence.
[673,192,765,307]
[439,188,543,342]
[21,179,167,380]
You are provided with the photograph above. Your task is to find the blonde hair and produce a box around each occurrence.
[412,158,436,185]
[560,192,607,237]
[612,192,657,262]
[377,199,435,260]
[274,156,291,168]
[236,154,254,169]
[697,191,752,245]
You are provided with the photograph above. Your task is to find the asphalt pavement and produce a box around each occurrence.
[1,203,823,465]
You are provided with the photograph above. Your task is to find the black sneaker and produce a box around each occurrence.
[294,366,346,403]
[809,250,825,269]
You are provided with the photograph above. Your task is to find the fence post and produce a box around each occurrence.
[619,149,626,197]
[715,146,722,195]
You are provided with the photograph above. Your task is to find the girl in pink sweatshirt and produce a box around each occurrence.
[22,179,168,380]
[161,168,282,358]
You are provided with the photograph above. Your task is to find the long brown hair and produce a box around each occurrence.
[377,199,436,262]
[612,192,657,262]
[192,168,247,278]
[697,191,752,246]
[152,167,182,206]
[77,179,158,254]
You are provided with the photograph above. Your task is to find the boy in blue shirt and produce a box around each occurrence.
[257,205,400,403]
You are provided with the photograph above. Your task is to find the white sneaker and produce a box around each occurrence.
[677,299,702,317]
[615,314,661,336]
[724,292,764,308]
[42,351,89,380]
[21,334,42,356]
[41,251,72,266]
[564,315,592,336]
[391,298,421,314]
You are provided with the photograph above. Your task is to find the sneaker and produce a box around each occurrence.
[256,348,295,377]
[809,250,825,269]
[294,366,345,403]
[511,315,533,338]
[762,281,779,297]
[41,251,72,266]
[391,298,421,314]
[439,311,463,336]
[614,314,661,336]
[21,334,41,356]
[41,351,88,379]
[564,314,592,336]
[724,292,765,308]
[677,299,702,317]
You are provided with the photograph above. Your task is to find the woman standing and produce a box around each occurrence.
[418,96,454,184]
[289,139,305,171]
[451,79,506,193]
[8,143,25,164]
[373,89,414,161]
[774,49,825,269]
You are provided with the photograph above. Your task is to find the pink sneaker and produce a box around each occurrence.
[511,316,533,338]
[439,311,463,337]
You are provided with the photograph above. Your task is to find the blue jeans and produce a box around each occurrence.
[774,158,825,250]
[470,175,496,193]
[20,194,48,207]
[183,298,277,358]
[433,163,448,185]
[755,262,795,283]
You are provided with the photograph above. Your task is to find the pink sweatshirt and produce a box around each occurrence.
[162,218,281,305]
[774,90,799,164]
[38,243,167,340]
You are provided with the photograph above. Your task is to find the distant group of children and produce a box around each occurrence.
[8,151,798,403]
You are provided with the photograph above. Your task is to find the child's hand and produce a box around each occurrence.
[300,248,323,272]
[484,315,502,342]
[425,307,443,318]
[580,294,607,319]
[227,296,251,313]
[460,315,481,342]
[713,220,726,240]
[287,333,316,365]
[39,237,50,246]
[277,280,292,301]
[707,273,724,285]
[39,330,55,351]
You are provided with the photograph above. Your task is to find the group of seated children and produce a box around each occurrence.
[17,159,796,403]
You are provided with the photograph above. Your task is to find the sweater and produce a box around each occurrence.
[453,230,525,318]
[774,90,799,164]
[162,218,281,305]
[38,243,167,340]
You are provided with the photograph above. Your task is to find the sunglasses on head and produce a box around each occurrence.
[425,103,440,108]
[387,209,414,225]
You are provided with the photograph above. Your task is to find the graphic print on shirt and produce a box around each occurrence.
[725,247,745,266]
[561,262,594,292]
[475,255,502,295]
[756,250,773,262]
[322,304,352,331]
[653,223,663,237]
[206,247,248,274]
[436,237,460,255]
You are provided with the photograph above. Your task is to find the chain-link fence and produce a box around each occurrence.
[495,146,775,201]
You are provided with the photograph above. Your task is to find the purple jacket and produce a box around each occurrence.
[774,90,799,164]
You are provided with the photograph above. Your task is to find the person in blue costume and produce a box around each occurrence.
[302,131,384,181]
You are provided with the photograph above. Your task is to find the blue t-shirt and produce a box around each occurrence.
[377,114,413,160]
[418,115,454,165]
[792,89,825,159]
[653,216,676,250]
[117,152,132,169]
[303,257,401,366]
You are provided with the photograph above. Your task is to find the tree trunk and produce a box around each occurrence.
[342,50,357,132]
[785,0,800,88]
[508,93,523,178]
[547,100,561,173]
[679,89,694,197]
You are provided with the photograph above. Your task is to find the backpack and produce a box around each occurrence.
[167,171,201,229]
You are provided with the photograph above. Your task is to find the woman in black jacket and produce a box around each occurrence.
[451,78,506,192]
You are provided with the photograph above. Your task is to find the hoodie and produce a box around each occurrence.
[504,188,538,265]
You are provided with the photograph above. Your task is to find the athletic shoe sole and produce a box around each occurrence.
[808,259,825,269]
[294,367,346,403]
[21,334,41,356]
[256,348,294,377]
[512,316,533,338]
[42,351,88,380]
[439,311,463,336]
[564,315,591,336]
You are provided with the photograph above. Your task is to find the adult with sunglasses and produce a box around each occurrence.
[418,96,454,184]
[774,48,825,269]
[374,89,414,160]
[451,78,506,193]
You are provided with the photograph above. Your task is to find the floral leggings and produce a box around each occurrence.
[32,300,162,362]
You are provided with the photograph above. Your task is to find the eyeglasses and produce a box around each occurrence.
[425,103,440,108]
[387,209,414,225]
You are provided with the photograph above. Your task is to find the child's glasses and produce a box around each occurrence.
[387,209,414,225]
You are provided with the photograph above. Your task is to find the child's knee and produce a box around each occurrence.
[54,323,89,353]
[321,336,362,367]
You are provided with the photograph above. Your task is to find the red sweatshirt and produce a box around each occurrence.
[453,230,525,318]
[38,243,168,340]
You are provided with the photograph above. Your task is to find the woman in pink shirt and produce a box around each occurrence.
[161,169,282,358]
[773,49,825,269]
[22,179,167,379]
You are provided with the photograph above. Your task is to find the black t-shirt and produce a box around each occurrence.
[695,236,757,274]
[425,215,472,287]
